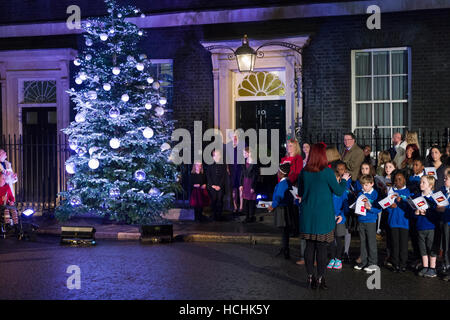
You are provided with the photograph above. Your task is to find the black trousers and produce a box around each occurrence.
[390,227,409,268]
[209,189,224,220]
[305,240,329,278]
[243,199,256,219]
[330,236,344,260]
[194,207,204,221]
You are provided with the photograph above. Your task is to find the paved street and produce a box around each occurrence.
[0,235,448,300]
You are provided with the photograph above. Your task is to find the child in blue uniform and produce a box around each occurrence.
[354,175,381,273]
[386,171,413,272]
[328,167,348,270]
[268,163,294,259]
[436,168,450,281]
[407,158,425,195]
[414,175,439,278]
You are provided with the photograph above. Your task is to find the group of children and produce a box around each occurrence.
[327,157,450,280]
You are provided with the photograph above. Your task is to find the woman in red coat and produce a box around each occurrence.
[280,139,303,185]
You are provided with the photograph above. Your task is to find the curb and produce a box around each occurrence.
[37,227,391,248]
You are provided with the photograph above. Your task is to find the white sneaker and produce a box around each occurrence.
[364,265,378,273]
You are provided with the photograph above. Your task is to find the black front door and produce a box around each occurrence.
[236,100,286,199]
[21,107,57,205]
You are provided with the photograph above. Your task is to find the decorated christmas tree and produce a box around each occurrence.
[56,0,180,225]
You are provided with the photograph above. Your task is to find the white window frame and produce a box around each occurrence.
[18,78,58,108]
[351,47,411,137]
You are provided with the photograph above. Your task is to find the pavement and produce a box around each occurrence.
[32,209,302,244]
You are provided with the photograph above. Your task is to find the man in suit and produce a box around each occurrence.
[341,133,365,182]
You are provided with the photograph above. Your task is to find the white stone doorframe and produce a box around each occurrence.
[201,36,310,143]
[0,48,77,138]
[0,48,77,205]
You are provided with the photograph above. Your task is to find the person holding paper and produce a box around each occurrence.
[268,162,295,260]
[239,147,258,223]
[327,167,349,271]
[298,143,351,290]
[436,168,450,280]
[353,175,381,273]
[386,171,413,272]
[414,175,440,278]
[426,145,446,191]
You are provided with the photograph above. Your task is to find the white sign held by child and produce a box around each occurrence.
[424,167,437,179]
[407,196,429,210]
[432,191,449,207]
[355,195,369,216]
[257,201,272,209]
[378,194,396,209]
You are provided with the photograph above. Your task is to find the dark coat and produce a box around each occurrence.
[239,163,259,190]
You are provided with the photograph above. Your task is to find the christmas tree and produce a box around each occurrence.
[56,0,180,225]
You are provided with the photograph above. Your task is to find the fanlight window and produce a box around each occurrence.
[22,80,57,104]
[238,72,285,97]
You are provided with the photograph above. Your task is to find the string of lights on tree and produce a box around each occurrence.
[56,0,180,224]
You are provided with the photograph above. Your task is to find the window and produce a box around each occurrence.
[237,71,285,97]
[352,48,410,146]
[149,60,173,107]
[21,80,57,104]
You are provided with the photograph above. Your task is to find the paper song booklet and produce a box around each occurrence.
[257,201,272,209]
[432,191,449,207]
[424,167,438,179]
[355,195,369,216]
[407,196,429,210]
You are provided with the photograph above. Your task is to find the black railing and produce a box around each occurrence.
[0,134,191,213]
[1,127,448,213]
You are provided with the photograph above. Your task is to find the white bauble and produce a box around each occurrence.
[109,138,120,149]
[75,77,82,85]
[144,102,152,110]
[117,13,122,18]
[139,54,147,60]
[155,106,164,117]
[136,63,144,71]
[140,13,146,18]
[149,187,160,197]
[69,139,78,150]
[85,54,92,61]
[74,59,81,66]
[109,28,115,34]
[146,77,154,84]
[121,94,129,102]
[134,170,146,181]
[75,113,86,123]
[161,143,171,151]
[65,163,76,174]
[138,31,143,36]
[85,38,93,46]
[100,33,108,41]
[112,67,120,75]
[159,97,167,105]
[143,127,154,139]
[109,107,120,119]
[152,81,160,90]
[70,196,82,206]
[79,72,87,80]
[103,83,111,91]
[88,158,100,169]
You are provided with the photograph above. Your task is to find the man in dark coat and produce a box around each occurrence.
[206,149,228,221]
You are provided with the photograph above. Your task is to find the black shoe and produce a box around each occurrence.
[311,276,318,290]
[394,266,400,273]
[400,267,407,273]
[317,277,328,290]
[343,253,350,263]
[249,216,256,223]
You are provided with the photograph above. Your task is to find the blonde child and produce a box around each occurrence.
[414,175,439,278]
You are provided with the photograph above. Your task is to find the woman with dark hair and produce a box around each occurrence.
[400,143,420,175]
[426,145,446,191]
[298,143,351,289]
